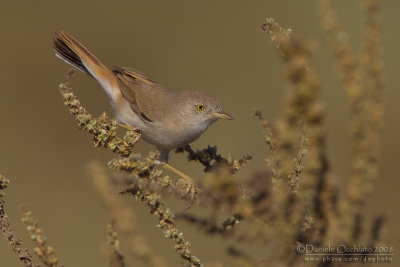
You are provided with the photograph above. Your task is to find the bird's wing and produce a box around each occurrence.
[114,66,156,85]
[113,66,171,123]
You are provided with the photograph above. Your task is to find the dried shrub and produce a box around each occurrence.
[0,1,387,266]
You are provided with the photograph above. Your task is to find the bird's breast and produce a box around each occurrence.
[141,119,211,149]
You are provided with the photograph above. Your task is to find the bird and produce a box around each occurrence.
[53,31,232,163]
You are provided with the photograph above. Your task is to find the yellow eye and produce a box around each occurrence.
[196,104,205,111]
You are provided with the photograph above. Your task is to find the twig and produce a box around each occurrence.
[88,161,167,267]
[0,175,37,267]
[106,223,126,267]
[175,145,252,173]
[175,213,241,235]
[21,207,61,267]
[120,185,202,266]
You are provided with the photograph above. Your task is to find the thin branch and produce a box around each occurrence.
[0,175,37,267]
[21,207,62,267]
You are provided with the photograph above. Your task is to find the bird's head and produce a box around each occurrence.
[179,91,233,129]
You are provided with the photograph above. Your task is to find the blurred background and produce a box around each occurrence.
[0,0,398,266]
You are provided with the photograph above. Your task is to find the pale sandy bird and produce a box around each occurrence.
[53,31,232,162]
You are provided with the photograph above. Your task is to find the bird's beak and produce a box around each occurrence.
[210,112,233,120]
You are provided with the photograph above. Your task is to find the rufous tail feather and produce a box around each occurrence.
[53,31,119,101]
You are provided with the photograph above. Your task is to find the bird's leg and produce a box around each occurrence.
[159,149,190,180]
[118,123,135,131]
[159,149,170,163]
[159,149,199,202]
[163,163,193,182]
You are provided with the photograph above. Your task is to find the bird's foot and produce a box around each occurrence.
[163,163,200,206]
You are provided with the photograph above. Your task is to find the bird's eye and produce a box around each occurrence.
[196,104,205,111]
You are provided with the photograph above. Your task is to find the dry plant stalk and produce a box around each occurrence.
[60,70,141,158]
[319,0,385,243]
[254,110,280,183]
[175,145,252,173]
[119,184,201,266]
[88,161,167,267]
[21,207,62,267]
[0,175,37,267]
[106,223,126,267]
[261,18,331,260]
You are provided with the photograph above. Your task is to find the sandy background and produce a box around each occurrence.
[0,0,399,266]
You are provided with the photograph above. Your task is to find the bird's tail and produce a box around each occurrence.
[53,31,119,101]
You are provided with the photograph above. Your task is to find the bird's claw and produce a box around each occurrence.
[176,178,201,208]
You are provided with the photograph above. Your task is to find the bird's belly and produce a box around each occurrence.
[116,112,201,149]
[141,122,208,150]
